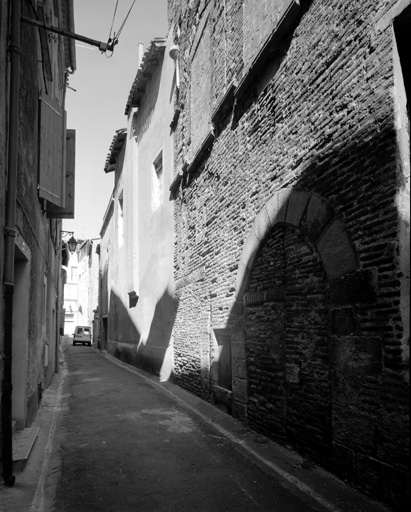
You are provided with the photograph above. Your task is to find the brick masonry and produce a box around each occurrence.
[167,0,410,509]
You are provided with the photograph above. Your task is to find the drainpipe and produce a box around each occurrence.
[66,0,76,73]
[2,0,21,487]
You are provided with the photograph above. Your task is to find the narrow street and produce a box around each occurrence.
[38,340,330,512]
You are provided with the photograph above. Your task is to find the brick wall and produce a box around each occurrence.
[168,0,409,508]
[173,282,208,397]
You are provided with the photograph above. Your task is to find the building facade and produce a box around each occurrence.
[0,0,76,482]
[99,33,176,379]
[63,239,99,336]
[166,0,409,509]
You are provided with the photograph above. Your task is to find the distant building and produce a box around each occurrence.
[64,240,99,336]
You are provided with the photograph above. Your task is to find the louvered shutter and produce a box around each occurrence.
[39,94,66,207]
[47,129,76,218]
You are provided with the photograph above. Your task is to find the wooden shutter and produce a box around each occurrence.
[37,3,53,83]
[47,129,76,218]
[39,94,66,207]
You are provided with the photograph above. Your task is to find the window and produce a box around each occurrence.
[190,17,212,157]
[243,0,299,68]
[70,266,78,281]
[118,191,124,247]
[235,0,300,100]
[152,151,163,211]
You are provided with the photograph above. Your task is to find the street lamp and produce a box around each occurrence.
[169,44,180,90]
[67,236,77,254]
[61,231,77,254]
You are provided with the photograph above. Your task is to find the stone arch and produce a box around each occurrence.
[235,187,359,300]
[230,187,360,422]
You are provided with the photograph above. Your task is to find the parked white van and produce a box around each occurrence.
[73,326,92,346]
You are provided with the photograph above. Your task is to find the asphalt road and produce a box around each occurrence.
[43,341,331,512]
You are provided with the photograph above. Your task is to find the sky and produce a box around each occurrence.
[63,0,168,240]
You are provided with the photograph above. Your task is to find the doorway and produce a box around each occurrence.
[12,245,30,428]
[245,224,332,460]
[102,316,108,350]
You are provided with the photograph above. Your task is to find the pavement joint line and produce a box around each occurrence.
[99,349,342,512]
[28,350,68,512]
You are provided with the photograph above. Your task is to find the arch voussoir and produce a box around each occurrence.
[317,217,359,282]
[265,188,290,229]
[285,189,310,227]
[300,193,335,243]
[236,188,359,294]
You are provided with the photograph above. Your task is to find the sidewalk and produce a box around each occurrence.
[0,355,66,512]
[0,345,392,512]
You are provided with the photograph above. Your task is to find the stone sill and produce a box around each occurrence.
[175,266,206,290]
[211,80,238,128]
[187,129,215,175]
[235,0,301,100]
[168,161,188,193]
[169,130,215,192]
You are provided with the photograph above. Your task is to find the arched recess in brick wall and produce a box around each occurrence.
[234,188,359,298]
[230,187,361,456]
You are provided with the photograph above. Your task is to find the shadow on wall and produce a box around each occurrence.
[164,9,410,498]
[137,289,179,378]
[221,115,408,510]
[108,288,179,379]
[109,290,141,346]
[170,70,407,504]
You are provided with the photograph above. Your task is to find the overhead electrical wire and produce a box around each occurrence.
[108,0,120,43]
[114,0,137,40]
[106,0,137,57]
